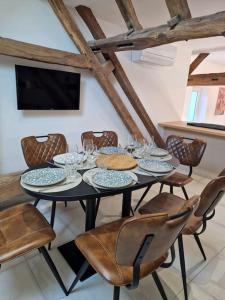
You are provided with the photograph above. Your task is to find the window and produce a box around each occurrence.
[187,90,199,122]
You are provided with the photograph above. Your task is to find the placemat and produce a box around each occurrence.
[20,174,82,193]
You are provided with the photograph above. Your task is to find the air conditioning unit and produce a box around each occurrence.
[131,44,177,66]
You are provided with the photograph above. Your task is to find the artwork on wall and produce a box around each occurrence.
[215,87,225,115]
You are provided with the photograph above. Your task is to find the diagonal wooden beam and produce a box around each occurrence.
[76,5,165,147]
[101,60,115,77]
[188,72,225,86]
[0,36,91,69]
[48,0,143,139]
[115,0,142,30]
[188,53,209,75]
[165,0,191,20]
[88,11,225,53]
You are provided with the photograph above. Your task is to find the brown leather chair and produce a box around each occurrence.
[21,134,85,249]
[160,135,206,199]
[81,131,118,149]
[139,169,225,300]
[0,203,67,295]
[67,199,196,300]
[21,134,67,167]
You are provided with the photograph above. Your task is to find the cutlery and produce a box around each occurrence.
[38,180,74,192]
[85,177,101,193]
[46,161,64,168]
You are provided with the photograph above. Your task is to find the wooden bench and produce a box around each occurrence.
[0,171,34,210]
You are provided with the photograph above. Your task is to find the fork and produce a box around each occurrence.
[85,177,101,193]
[38,180,74,192]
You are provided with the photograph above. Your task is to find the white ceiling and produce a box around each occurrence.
[64,0,225,66]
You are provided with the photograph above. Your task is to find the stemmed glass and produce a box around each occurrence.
[83,138,94,165]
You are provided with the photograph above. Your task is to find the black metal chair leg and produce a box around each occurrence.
[34,198,40,207]
[134,185,151,212]
[48,201,56,250]
[178,235,188,300]
[113,286,120,300]
[159,183,164,194]
[64,201,67,207]
[182,186,189,200]
[39,246,67,296]
[68,260,89,294]
[193,234,206,261]
[152,271,168,300]
[170,185,173,194]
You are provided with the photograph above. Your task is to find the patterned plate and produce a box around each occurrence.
[139,159,173,173]
[21,168,66,186]
[53,153,86,165]
[150,148,169,157]
[92,170,133,189]
[98,146,126,155]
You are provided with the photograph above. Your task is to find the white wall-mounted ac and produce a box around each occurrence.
[131,44,177,66]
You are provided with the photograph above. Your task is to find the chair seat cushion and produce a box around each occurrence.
[161,172,192,187]
[139,192,186,216]
[0,204,55,263]
[75,219,167,286]
[0,172,34,210]
[139,192,202,235]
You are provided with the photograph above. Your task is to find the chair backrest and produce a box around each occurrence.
[115,197,197,266]
[195,174,225,217]
[81,131,118,149]
[21,134,67,167]
[166,135,206,168]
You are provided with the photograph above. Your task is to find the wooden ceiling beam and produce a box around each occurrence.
[0,36,91,69]
[48,0,143,139]
[101,60,115,77]
[115,0,142,30]
[88,11,225,53]
[188,72,225,86]
[188,53,209,75]
[76,5,165,147]
[165,0,191,20]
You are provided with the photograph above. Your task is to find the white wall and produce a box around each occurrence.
[0,0,192,173]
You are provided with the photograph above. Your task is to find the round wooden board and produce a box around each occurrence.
[96,154,137,170]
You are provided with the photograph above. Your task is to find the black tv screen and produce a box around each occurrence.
[15,65,80,110]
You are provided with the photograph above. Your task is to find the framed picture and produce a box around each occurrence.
[215,87,225,115]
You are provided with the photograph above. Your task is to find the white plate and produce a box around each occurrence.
[150,148,169,157]
[83,168,137,190]
[139,159,173,173]
[98,146,126,155]
[53,153,86,165]
[21,168,66,187]
[92,170,134,189]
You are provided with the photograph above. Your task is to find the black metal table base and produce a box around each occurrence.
[58,241,96,281]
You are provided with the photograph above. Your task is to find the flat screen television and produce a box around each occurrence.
[15,65,80,110]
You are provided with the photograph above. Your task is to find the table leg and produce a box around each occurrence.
[122,191,132,217]
[58,198,97,281]
[85,198,96,231]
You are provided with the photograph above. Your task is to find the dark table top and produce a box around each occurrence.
[21,163,170,202]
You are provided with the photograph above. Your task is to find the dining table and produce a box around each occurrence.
[21,157,179,281]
